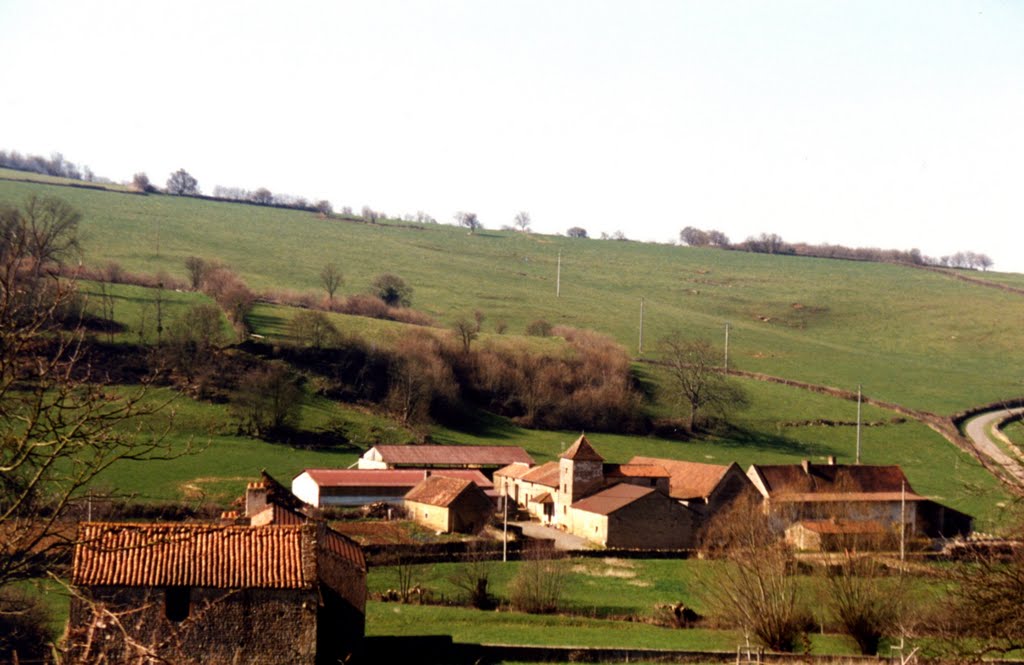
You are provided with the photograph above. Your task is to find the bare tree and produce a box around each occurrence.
[249,187,273,205]
[941,528,1024,658]
[698,495,810,652]
[680,227,710,246]
[0,197,184,591]
[658,334,749,431]
[509,543,565,614]
[319,263,343,304]
[455,211,482,234]
[448,541,497,609]
[166,168,199,196]
[229,362,303,438]
[183,256,206,290]
[820,552,905,655]
[452,316,478,353]
[513,211,531,233]
[566,226,588,239]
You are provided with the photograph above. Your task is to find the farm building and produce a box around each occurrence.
[357,444,534,476]
[785,518,892,551]
[498,435,699,548]
[67,521,367,664]
[747,460,972,539]
[291,468,494,507]
[628,456,757,525]
[404,475,495,534]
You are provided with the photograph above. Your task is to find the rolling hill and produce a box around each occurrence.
[2,169,1020,526]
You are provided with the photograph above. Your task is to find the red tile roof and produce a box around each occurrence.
[571,484,654,516]
[73,522,366,589]
[629,456,732,499]
[73,523,313,589]
[367,445,533,466]
[404,476,475,507]
[605,463,669,479]
[561,435,603,462]
[494,462,533,479]
[301,469,492,489]
[518,461,560,488]
[751,463,916,497]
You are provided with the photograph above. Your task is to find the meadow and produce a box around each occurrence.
[3,172,1023,418]
[2,171,1015,526]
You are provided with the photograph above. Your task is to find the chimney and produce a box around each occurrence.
[245,481,268,518]
[801,459,810,474]
[826,455,836,466]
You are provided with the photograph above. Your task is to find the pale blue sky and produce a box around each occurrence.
[2,1,1022,270]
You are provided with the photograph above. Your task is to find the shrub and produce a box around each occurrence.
[229,362,303,438]
[525,319,553,337]
[371,273,413,307]
[289,310,340,348]
[510,545,565,613]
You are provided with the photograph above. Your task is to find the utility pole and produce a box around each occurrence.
[856,384,862,464]
[724,322,731,372]
[556,251,561,298]
[502,493,508,563]
[638,297,645,355]
[900,480,906,563]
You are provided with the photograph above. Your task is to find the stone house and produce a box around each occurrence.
[628,456,757,528]
[404,475,495,534]
[497,435,698,548]
[785,518,891,551]
[67,477,367,664]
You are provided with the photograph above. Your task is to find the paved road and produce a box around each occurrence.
[511,521,592,551]
[964,408,1024,489]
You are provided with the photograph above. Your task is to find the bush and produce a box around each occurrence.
[289,310,340,348]
[525,319,553,337]
[371,273,413,308]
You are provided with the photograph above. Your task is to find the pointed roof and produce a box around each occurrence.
[404,475,477,507]
[560,434,604,462]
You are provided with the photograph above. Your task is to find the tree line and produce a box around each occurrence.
[678,226,994,270]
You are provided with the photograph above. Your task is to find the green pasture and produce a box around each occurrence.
[61,277,1009,525]
[365,557,935,654]
[2,177,1023,417]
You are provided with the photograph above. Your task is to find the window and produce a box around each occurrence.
[165,587,190,622]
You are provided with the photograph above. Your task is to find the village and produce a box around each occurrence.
[65,435,976,663]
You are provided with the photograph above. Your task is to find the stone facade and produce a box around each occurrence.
[67,521,366,664]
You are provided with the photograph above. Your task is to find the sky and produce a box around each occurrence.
[2,1,1023,271]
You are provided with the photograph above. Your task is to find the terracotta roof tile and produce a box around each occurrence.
[366,445,534,466]
[519,461,560,488]
[629,456,731,499]
[73,523,312,589]
[571,484,653,516]
[301,469,492,489]
[404,476,475,507]
[561,435,603,462]
[605,463,669,479]
[494,463,533,479]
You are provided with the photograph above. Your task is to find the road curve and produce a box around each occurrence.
[964,408,1024,489]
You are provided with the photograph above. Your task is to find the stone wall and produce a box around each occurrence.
[68,586,319,665]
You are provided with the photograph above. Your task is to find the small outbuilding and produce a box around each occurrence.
[404,475,495,534]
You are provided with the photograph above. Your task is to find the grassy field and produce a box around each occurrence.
[364,557,928,655]
[3,176,1024,418]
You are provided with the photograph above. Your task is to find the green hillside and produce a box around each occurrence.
[2,171,1020,527]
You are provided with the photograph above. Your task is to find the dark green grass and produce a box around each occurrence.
[3,176,1024,415]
